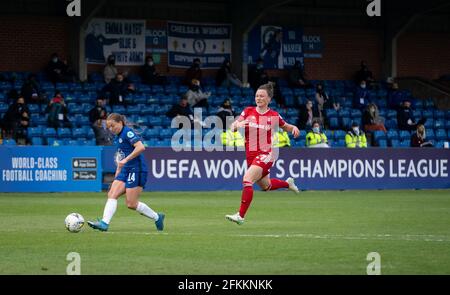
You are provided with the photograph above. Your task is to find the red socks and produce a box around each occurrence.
[268,178,289,190]
[239,181,253,218]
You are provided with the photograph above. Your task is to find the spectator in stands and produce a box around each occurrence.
[21,74,45,105]
[101,73,135,106]
[297,99,320,130]
[92,117,114,146]
[288,60,311,89]
[103,55,118,84]
[317,83,340,112]
[46,91,71,129]
[141,56,166,85]
[273,130,291,147]
[353,80,369,110]
[410,124,433,147]
[306,119,329,148]
[216,59,245,88]
[166,95,194,127]
[89,97,108,124]
[1,95,29,144]
[355,60,375,88]
[185,79,210,109]
[248,58,269,91]
[216,98,236,130]
[183,58,202,86]
[397,99,425,131]
[345,122,367,148]
[387,82,403,109]
[362,103,387,132]
[46,53,69,84]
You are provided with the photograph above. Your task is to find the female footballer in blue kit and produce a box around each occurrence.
[88,113,165,231]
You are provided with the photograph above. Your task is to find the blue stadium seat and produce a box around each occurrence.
[143,139,158,147]
[350,109,362,118]
[434,119,445,129]
[435,129,447,141]
[57,128,72,138]
[387,110,397,119]
[338,109,350,117]
[399,140,410,148]
[435,141,444,148]
[323,130,332,140]
[30,137,43,145]
[373,130,386,141]
[148,117,163,127]
[424,119,434,129]
[78,116,91,126]
[28,104,40,114]
[329,117,339,130]
[27,126,43,138]
[325,109,338,118]
[423,110,433,119]
[159,129,173,139]
[386,130,399,141]
[377,139,387,148]
[434,110,445,119]
[385,119,397,130]
[341,117,350,129]
[389,139,400,148]
[426,129,435,141]
[399,130,411,141]
[334,130,346,140]
[299,130,307,139]
[47,138,65,146]
[335,139,346,147]
[2,139,17,145]
[43,127,57,138]
[72,127,87,138]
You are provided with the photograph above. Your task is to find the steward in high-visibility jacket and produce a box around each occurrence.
[306,125,328,147]
[221,130,245,147]
[272,131,291,147]
[345,127,367,148]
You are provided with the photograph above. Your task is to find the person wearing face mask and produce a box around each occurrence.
[141,56,166,85]
[345,122,367,148]
[362,103,387,132]
[1,96,29,144]
[411,124,433,147]
[185,79,210,109]
[103,55,118,84]
[297,100,320,130]
[353,80,369,110]
[101,73,135,106]
[183,58,203,86]
[397,99,426,131]
[306,120,329,148]
[166,95,194,127]
[46,53,68,84]
[46,91,72,129]
[217,99,243,147]
[89,97,108,124]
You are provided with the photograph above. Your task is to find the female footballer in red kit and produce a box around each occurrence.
[226,83,300,225]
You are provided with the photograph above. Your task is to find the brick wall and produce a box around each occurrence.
[1,16,449,82]
[0,16,71,73]
[302,27,383,81]
[397,32,450,80]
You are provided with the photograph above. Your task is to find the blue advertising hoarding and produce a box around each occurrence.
[103,147,450,191]
[0,146,102,192]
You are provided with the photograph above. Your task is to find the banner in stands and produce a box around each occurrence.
[103,148,450,191]
[146,21,167,54]
[85,18,146,65]
[167,21,232,68]
[303,34,323,58]
[247,26,304,69]
[0,147,102,192]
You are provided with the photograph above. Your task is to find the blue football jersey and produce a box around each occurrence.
[115,125,147,171]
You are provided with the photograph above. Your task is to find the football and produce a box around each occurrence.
[65,213,85,233]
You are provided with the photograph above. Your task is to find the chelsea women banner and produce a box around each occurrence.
[0,147,102,192]
[85,18,146,65]
[167,21,232,68]
[247,26,304,69]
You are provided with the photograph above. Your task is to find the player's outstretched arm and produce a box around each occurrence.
[281,123,300,138]
[230,118,247,132]
[117,141,145,169]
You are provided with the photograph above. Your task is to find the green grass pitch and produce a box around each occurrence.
[0,190,449,274]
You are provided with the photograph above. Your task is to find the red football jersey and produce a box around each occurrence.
[238,107,286,158]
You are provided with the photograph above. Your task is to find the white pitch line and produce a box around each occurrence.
[97,231,450,243]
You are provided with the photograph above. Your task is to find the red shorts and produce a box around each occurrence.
[246,153,274,178]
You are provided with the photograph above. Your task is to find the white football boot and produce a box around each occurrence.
[286,177,300,193]
[225,212,245,225]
